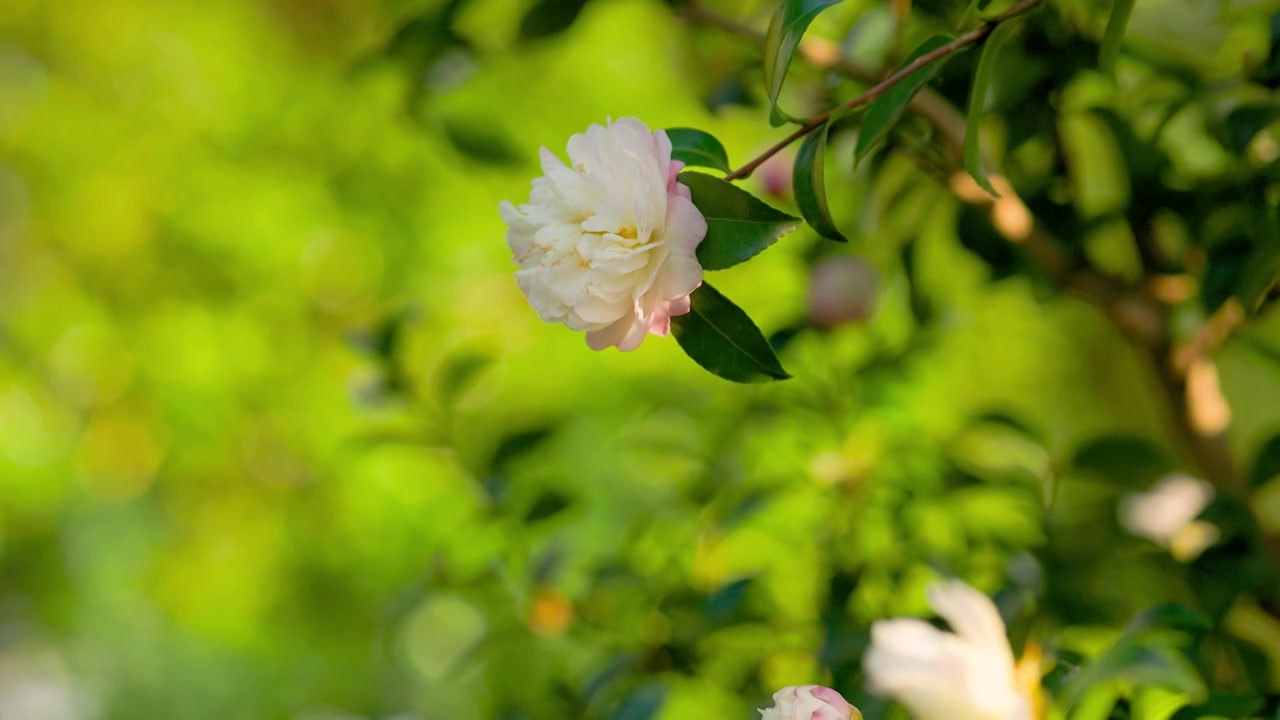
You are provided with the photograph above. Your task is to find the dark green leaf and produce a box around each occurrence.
[1125,604,1212,634]
[665,128,731,173]
[671,283,790,383]
[964,21,1017,196]
[855,34,956,166]
[794,110,849,242]
[1202,241,1252,313]
[1252,434,1280,488]
[1224,104,1280,154]
[1169,694,1266,720]
[1240,235,1280,313]
[442,117,523,166]
[518,0,591,41]
[1099,0,1135,74]
[763,0,845,127]
[525,491,573,523]
[1071,435,1172,489]
[679,171,801,270]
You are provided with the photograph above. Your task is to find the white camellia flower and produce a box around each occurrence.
[864,580,1034,720]
[759,685,858,720]
[1119,473,1218,561]
[500,117,708,351]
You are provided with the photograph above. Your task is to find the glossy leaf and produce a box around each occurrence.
[964,21,1017,196]
[1098,0,1135,74]
[855,34,956,166]
[679,171,801,270]
[665,128,731,173]
[763,0,845,127]
[794,110,849,242]
[671,283,790,383]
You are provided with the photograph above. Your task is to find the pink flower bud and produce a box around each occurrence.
[807,256,878,329]
[759,685,858,720]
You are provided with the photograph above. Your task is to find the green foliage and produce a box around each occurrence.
[854,34,957,166]
[964,22,1016,196]
[794,110,851,242]
[681,171,802,270]
[1098,0,1135,74]
[666,128,732,173]
[3,0,1280,717]
[671,283,791,382]
[764,0,846,126]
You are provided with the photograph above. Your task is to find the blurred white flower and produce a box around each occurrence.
[0,644,79,720]
[500,117,707,351]
[864,580,1033,720]
[1119,473,1218,561]
[759,685,857,720]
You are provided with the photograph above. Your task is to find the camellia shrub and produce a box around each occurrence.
[497,0,1280,716]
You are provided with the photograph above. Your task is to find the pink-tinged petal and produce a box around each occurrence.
[614,316,650,351]
[809,687,851,713]
[665,194,707,256]
[666,159,686,194]
[585,314,634,351]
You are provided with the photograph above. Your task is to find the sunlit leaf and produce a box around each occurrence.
[1098,0,1135,74]
[855,34,956,166]
[679,171,801,270]
[794,110,850,242]
[671,283,790,383]
[964,21,1017,196]
[763,0,845,127]
[1062,641,1207,709]
[666,128,731,173]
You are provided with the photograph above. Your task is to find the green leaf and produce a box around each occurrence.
[679,171,801,270]
[1099,0,1135,74]
[1062,641,1207,709]
[1251,434,1280,489]
[1169,694,1266,720]
[963,21,1017,196]
[794,110,850,242]
[854,34,956,166]
[1125,604,1212,634]
[436,351,493,407]
[1071,435,1173,489]
[665,128,731,173]
[519,0,591,41]
[1239,234,1280,313]
[763,0,845,127]
[671,283,790,383]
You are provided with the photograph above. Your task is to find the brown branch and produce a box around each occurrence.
[713,0,1045,181]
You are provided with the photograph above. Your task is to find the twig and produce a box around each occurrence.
[714,0,1045,181]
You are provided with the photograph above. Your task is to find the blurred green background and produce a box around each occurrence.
[3,0,1280,718]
